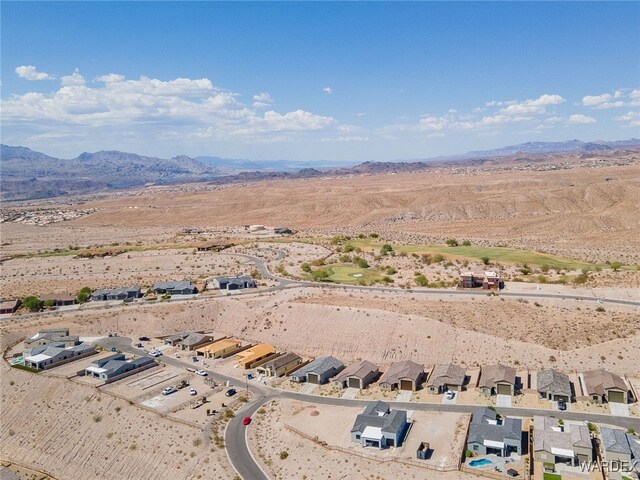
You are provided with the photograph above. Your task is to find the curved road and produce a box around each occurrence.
[99,337,640,480]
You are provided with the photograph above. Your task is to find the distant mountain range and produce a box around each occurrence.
[2,138,639,201]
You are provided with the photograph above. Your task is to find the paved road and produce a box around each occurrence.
[98,337,640,480]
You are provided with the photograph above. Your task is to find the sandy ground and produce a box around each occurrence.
[248,398,476,480]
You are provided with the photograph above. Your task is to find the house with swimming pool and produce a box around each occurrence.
[466,407,522,457]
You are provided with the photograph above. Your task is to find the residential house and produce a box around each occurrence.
[39,293,77,306]
[235,343,277,369]
[179,333,215,351]
[91,286,141,301]
[274,227,293,235]
[459,272,501,289]
[256,353,303,377]
[24,343,96,370]
[581,369,629,404]
[478,364,517,396]
[533,416,592,471]
[537,369,572,402]
[467,407,522,457]
[85,354,155,381]
[426,364,467,394]
[196,241,230,252]
[378,360,425,391]
[290,356,344,384]
[153,281,197,295]
[351,401,410,449]
[24,328,80,349]
[195,338,243,358]
[332,360,379,389]
[0,299,20,315]
[211,275,257,290]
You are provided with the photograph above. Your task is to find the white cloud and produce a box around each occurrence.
[629,89,640,99]
[582,93,612,107]
[95,73,125,83]
[568,114,596,124]
[61,68,86,86]
[582,88,639,109]
[252,92,273,108]
[15,65,52,81]
[498,94,565,115]
[322,86,333,94]
[615,111,640,127]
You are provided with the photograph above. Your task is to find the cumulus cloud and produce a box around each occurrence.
[15,65,52,80]
[322,86,333,94]
[568,114,596,124]
[95,73,125,83]
[582,89,639,109]
[61,68,86,86]
[615,111,640,127]
[252,92,273,108]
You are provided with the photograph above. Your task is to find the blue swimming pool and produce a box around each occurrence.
[469,458,493,468]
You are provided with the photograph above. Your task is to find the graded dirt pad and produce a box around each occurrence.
[0,360,233,480]
[3,160,640,262]
[2,286,638,376]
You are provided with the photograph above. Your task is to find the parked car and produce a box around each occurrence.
[243,416,251,426]
[557,400,567,411]
[445,390,455,400]
[195,369,207,376]
[148,350,162,357]
[162,387,176,396]
[110,347,117,352]
[138,336,150,341]
[189,388,197,396]
[191,356,198,362]
[136,343,144,348]
[225,388,237,397]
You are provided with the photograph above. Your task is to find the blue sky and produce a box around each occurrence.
[2,1,639,162]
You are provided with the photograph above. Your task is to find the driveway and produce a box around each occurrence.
[609,402,630,417]
[441,393,458,405]
[341,387,359,399]
[396,391,412,402]
[496,394,512,408]
[299,383,317,395]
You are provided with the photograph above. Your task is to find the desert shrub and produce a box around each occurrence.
[462,240,472,246]
[354,257,369,268]
[610,262,622,271]
[481,256,490,265]
[311,269,330,281]
[380,244,394,255]
[415,275,428,287]
[445,239,459,247]
[279,451,289,460]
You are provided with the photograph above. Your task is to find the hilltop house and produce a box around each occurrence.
[426,364,467,394]
[91,286,141,301]
[467,407,522,457]
[378,360,425,391]
[351,401,410,449]
[24,343,96,370]
[459,271,501,290]
[153,281,197,295]
[533,416,592,471]
[24,328,79,349]
[211,275,256,291]
[332,360,379,389]
[84,354,155,381]
[478,364,517,396]
[39,293,77,306]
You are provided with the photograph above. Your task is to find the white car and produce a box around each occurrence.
[195,369,207,376]
[189,388,197,396]
[148,350,162,358]
[162,386,176,396]
[445,390,455,400]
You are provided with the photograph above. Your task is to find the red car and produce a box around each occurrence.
[242,416,252,426]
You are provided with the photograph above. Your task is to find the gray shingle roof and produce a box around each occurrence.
[333,360,378,382]
[379,360,424,385]
[479,364,516,388]
[427,364,466,388]
[468,407,522,445]
[351,401,408,436]
[154,281,195,291]
[537,369,571,397]
[292,356,343,378]
[263,352,301,370]
[601,428,632,455]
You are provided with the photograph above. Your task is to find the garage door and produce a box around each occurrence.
[307,373,320,384]
[348,377,361,389]
[400,379,413,391]
[608,390,625,403]
[497,384,511,395]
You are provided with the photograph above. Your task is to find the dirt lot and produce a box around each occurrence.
[249,398,475,480]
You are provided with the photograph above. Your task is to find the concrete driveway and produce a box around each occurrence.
[396,391,413,402]
[496,394,512,408]
[441,393,458,405]
[609,402,630,417]
[341,387,359,399]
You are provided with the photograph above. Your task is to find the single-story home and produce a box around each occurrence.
[332,360,379,389]
[274,227,293,235]
[24,343,96,370]
[39,293,77,306]
[24,328,80,348]
[91,286,141,301]
[196,241,230,252]
[256,352,304,377]
[195,338,242,358]
[581,369,629,404]
[459,271,501,289]
[378,360,425,391]
[351,401,410,449]
[600,427,640,479]
[85,354,155,381]
[290,356,344,384]
[467,407,522,457]
[426,363,466,394]
[478,364,517,396]
[211,275,257,290]
[153,281,197,295]
[179,333,215,351]
[533,416,592,470]
[164,331,192,346]
[235,343,277,369]
[0,299,20,315]
[537,369,572,402]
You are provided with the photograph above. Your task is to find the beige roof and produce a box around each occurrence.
[195,338,241,353]
[333,360,378,382]
[533,416,591,453]
[582,369,627,396]
[427,364,466,388]
[478,364,516,388]
[236,343,275,365]
[0,299,19,310]
[379,360,424,385]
